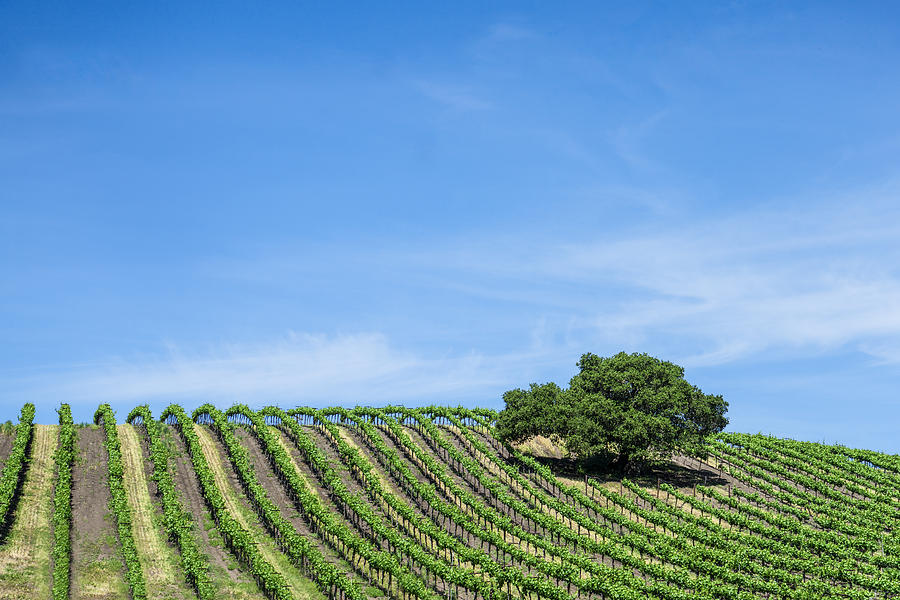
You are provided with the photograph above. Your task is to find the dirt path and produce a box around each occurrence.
[272,427,372,529]
[164,425,265,600]
[234,429,358,577]
[194,426,324,600]
[273,429,331,505]
[119,424,195,600]
[0,425,57,599]
[0,433,15,467]
[395,425,534,551]
[336,427,399,495]
[336,426,434,526]
[333,425,486,589]
[70,426,128,600]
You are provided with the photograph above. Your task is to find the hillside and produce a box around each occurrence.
[0,403,897,600]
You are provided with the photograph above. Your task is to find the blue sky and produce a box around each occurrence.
[3,2,900,451]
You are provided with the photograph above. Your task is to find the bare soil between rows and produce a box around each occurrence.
[165,424,244,576]
[70,426,125,600]
[0,434,15,466]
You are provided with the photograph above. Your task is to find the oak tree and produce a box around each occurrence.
[497,352,728,473]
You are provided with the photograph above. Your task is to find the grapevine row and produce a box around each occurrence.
[348,407,678,600]
[445,407,897,598]
[193,405,369,600]
[285,406,567,600]
[433,409,826,598]
[219,404,448,600]
[401,407,799,600]
[126,405,216,599]
[51,404,75,600]
[160,404,295,600]
[94,404,147,599]
[0,403,35,539]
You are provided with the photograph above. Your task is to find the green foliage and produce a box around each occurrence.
[495,383,564,446]
[269,405,528,599]
[94,404,147,599]
[202,404,365,600]
[52,404,75,600]
[160,404,295,600]
[126,405,215,599]
[0,404,35,538]
[4,401,900,599]
[496,352,728,471]
[386,406,701,599]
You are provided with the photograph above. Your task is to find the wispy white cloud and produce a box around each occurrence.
[197,177,900,372]
[415,80,492,111]
[7,332,550,407]
[399,180,900,367]
[11,183,900,417]
[121,179,900,407]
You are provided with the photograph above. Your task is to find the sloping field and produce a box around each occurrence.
[0,403,897,599]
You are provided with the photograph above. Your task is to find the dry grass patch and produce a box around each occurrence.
[272,428,331,506]
[162,426,266,600]
[0,425,57,599]
[195,426,325,600]
[512,436,566,460]
[119,424,195,600]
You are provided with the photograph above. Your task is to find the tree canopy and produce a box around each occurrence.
[496,352,728,473]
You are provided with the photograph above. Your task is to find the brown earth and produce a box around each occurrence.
[192,425,321,600]
[70,426,128,600]
[232,427,359,576]
[298,425,383,540]
[272,428,336,506]
[0,434,15,466]
[166,423,272,600]
[233,428,317,534]
[164,424,249,576]
[341,423,527,569]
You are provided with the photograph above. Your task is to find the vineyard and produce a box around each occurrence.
[0,402,897,599]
